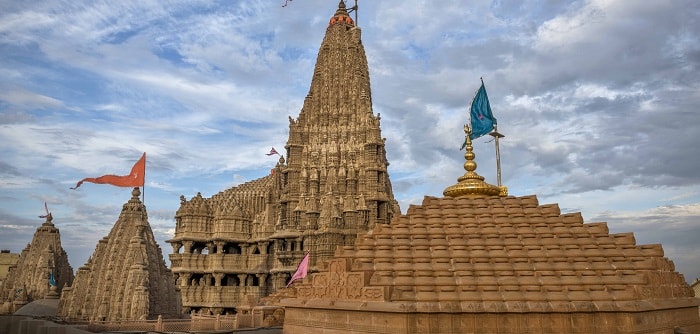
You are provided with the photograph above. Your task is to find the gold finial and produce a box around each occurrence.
[443,125,502,197]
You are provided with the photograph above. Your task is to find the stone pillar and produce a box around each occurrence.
[214,273,224,287]
[256,273,268,290]
[258,241,269,255]
[180,273,191,286]
[171,242,182,254]
[183,241,194,254]
[206,242,215,254]
[237,274,247,287]
[215,241,225,254]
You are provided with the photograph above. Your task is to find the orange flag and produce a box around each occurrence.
[71,153,146,189]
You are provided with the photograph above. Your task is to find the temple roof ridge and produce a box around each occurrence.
[282,193,696,311]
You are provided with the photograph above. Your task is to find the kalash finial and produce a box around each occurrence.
[443,125,504,197]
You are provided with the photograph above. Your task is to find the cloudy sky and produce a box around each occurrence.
[1,0,698,283]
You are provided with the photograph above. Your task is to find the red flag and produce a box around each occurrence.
[286,252,310,288]
[71,153,146,189]
[266,147,280,156]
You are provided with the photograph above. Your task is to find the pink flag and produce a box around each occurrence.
[286,252,310,288]
[266,147,280,156]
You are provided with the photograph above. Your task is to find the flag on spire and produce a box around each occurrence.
[49,272,56,287]
[71,153,146,189]
[39,202,51,219]
[266,147,280,156]
[469,79,496,140]
[286,252,310,288]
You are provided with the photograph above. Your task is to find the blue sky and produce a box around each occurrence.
[1,0,699,283]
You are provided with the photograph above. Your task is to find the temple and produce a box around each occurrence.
[57,188,180,321]
[0,213,74,314]
[167,0,398,315]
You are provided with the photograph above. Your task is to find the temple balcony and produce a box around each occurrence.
[180,285,268,307]
[169,253,271,273]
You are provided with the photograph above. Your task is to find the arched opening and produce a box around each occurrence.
[191,242,207,254]
[226,243,242,254]
[189,274,204,286]
[223,274,240,287]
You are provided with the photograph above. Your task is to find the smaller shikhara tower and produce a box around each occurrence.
[58,188,180,321]
[0,213,74,314]
[168,0,398,315]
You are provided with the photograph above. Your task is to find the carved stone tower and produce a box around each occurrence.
[278,0,396,267]
[168,0,397,315]
[58,188,180,321]
[0,213,74,314]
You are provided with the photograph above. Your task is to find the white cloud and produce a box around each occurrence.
[0,88,64,109]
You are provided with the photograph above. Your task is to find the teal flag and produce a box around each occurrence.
[469,81,496,140]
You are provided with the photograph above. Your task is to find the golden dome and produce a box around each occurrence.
[443,125,506,197]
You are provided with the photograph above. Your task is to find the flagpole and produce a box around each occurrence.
[354,0,358,25]
[142,153,146,204]
[489,126,504,187]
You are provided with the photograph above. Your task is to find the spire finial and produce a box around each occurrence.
[443,125,502,197]
[329,0,355,27]
[40,202,53,225]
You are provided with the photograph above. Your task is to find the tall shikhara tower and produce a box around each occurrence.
[58,188,180,321]
[168,1,398,315]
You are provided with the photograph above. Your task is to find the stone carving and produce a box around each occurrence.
[167,0,398,315]
[295,258,385,302]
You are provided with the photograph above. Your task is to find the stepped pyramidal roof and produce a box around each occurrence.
[278,124,700,333]
[167,0,397,315]
[58,188,179,321]
[0,213,74,314]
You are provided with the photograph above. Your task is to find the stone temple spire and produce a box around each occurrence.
[58,188,179,321]
[0,212,74,314]
[282,0,397,260]
[168,2,398,315]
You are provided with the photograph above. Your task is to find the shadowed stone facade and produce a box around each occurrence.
[57,188,179,321]
[0,214,73,315]
[167,0,398,315]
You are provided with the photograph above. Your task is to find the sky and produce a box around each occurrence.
[0,0,698,283]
